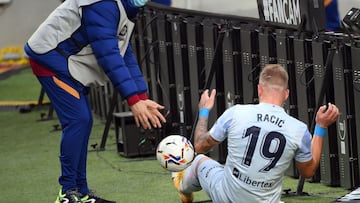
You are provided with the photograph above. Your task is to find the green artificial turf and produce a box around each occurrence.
[0,67,43,101]
[0,67,350,202]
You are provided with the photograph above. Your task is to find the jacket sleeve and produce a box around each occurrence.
[121,0,140,19]
[123,44,148,99]
[81,1,144,104]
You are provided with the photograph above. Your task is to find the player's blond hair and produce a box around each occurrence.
[259,64,288,90]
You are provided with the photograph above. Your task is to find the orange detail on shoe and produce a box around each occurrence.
[53,76,80,99]
[173,170,194,203]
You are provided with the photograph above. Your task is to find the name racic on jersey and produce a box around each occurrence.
[257,113,285,127]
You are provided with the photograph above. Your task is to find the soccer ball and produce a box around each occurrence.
[156,135,195,172]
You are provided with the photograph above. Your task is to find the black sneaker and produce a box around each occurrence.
[81,190,116,203]
[55,189,83,203]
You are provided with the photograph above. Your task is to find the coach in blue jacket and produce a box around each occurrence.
[325,0,341,32]
[24,0,166,202]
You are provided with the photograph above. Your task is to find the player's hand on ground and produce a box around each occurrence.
[198,89,216,110]
[315,103,339,128]
[130,100,166,129]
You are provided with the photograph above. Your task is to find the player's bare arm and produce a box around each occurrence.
[296,103,339,178]
[194,89,218,154]
[194,117,219,154]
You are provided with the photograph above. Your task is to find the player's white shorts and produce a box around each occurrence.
[185,154,230,203]
[183,154,285,203]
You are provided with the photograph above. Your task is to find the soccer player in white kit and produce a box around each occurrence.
[172,64,339,203]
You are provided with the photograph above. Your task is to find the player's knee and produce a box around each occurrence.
[193,154,212,174]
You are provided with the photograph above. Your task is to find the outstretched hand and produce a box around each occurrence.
[198,89,216,110]
[315,103,339,128]
[130,99,166,129]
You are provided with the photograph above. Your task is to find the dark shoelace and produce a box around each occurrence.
[66,190,83,202]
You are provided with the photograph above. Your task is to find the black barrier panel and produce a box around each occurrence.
[106,82,115,114]
[99,83,112,122]
[131,21,140,67]
[275,29,297,117]
[202,18,222,120]
[150,11,177,137]
[231,24,243,104]
[259,27,277,69]
[99,86,108,121]
[343,41,360,189]
[222,25,236,109]
[186,16,204,121]
[312,37,340,187]
[168,14,193,138]
[94,86,103,118]
[240,24,259,104]
[143,9,160,102]
[163,14,178,135]
[130,30,138,69]
[202,18,228,163]
[153,13,172,109]
[88,87,96,116]
[134,13,150,88]
[293,36,314,126]
[89,87,96,115]
[332,38,359,189]
[215,23,238,164]
[352,43,360,180]
[285,36,312,179]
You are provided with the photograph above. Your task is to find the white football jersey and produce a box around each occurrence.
[209,103,312,203]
